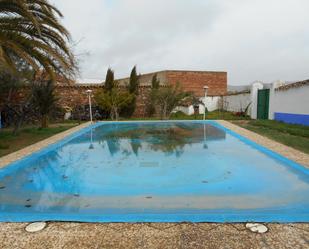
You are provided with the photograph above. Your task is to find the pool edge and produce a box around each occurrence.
[216,120,309,169]
[0,122,93,170]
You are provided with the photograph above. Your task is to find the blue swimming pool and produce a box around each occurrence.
[0,121,309,222]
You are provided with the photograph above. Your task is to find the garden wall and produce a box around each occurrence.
[223,79,309,125]
[1,70,228,120]
[223,92,251,114]
[61,70,227,118]
[166,71,227,96]
[54,84,152,118]
[270,81,309,125]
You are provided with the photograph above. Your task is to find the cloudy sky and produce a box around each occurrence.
[52,0,309,85]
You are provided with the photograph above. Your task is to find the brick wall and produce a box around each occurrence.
[117,70,227,97]
[166,70,227,97]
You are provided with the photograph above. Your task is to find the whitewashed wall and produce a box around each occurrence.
[199,96,220,114]
[174,105,195,115]
[174,81,309,120]
[174,96,220,115]
[270,84,309,118]
[223,93,251,114]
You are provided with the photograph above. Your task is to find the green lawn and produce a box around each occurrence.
[232,120,309,154]
[126,111,251,121]
[0,123,79,157]
[171,111,251,120]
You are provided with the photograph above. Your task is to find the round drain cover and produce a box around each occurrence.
[246,223,268,233]
[25,222,47,233]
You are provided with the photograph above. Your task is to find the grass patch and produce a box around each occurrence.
[169,110,250,120]
[123,111,251,121]
[232,120,309,154]
[0,123,79,157]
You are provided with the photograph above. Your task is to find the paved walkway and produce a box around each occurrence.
[0,120,308,249]
[0,222,308,249]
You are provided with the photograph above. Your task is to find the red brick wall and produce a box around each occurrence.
[166,71,227,97]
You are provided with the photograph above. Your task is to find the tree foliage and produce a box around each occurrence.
[104,68,114,92]
[0,62,34,133]
[31,79,58,128]
[0,0,77,80]
[146,74,160,117]
[122,66,140,118]
[95,87,133,121]
[151,82,192,120]
[96,69,133,120]
[128,66,140,94]
[151,73,160,89]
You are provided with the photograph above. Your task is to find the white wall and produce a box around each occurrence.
[174,105,195,115]
[250,82,264,119]
[174,82,309,119]
[199,96,220,114]
[271,84,309,117]
[174,96,220,115]
[223,93,251,114]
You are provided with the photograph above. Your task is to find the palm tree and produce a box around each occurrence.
[0,0,76,80]
[31,79,58,128]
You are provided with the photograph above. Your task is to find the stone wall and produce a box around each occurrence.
[54,84,102,108]
[54,84,152,118]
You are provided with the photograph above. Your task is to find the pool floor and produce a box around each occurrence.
[0,121,309,222]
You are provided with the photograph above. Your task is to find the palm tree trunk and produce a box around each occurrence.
[41,114,48,128]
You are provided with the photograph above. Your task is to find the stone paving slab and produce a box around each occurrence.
[0,120,309,249]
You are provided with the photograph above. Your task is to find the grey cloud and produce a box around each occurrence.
[52,0,309,84]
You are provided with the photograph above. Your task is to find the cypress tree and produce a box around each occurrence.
[146,74,160,117]
[128,66,140,94]
[151,74,160,89]
[122,66,140,117]
[104,68,114,92]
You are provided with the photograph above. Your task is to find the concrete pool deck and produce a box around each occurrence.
[0,222,308,249]
[0,120,308,248]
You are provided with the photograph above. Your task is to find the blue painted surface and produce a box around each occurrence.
[0,121,309,223]
[275,112,309,126]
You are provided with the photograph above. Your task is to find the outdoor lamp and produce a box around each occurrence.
[86,89,93,123]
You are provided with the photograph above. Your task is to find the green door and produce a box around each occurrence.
[257,89,270,119]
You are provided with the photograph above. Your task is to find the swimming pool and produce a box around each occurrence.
[0,121,309,222]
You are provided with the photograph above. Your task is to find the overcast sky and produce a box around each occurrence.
[52,0,309,85]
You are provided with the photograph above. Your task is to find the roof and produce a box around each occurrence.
[276,79,309,91]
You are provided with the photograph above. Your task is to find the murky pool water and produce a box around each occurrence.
[0,121,308,222]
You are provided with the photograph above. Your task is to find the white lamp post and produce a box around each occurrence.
[86,89,93,123]
[203,86,209,120]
